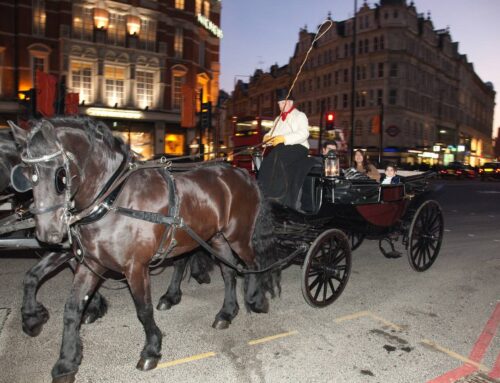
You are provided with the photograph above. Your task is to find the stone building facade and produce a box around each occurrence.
[0,0,222,158]
[227,0,495,166]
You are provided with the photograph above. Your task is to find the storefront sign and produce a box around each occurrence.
[457,145,465,152]
[420,152,439,159]
[433,145,441,152]
[197,14,223,38]
[86,107,144,119]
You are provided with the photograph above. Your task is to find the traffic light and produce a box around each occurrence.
[19,89,37,118]
[200,101,212,130]
[325,111,335,130]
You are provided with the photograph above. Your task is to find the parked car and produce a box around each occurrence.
[479,162,500,181]
[439,161,475,179]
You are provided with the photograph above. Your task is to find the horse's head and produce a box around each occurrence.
[9,120,74,243]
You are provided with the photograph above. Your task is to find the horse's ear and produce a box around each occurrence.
[40,120,58,143]
[8,120,27,148]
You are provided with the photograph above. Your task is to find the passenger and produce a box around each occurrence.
[258,88,310,208]
[381,163,401,185]
[352,149,380,182]
[321,140,337,156]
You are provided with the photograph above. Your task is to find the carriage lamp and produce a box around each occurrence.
[252,149,263,172]
[324,150,340,178]
[93,0,109,30]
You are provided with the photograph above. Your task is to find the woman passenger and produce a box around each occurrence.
[352,149,380,182]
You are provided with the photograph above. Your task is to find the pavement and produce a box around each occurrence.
[0,179,499,383]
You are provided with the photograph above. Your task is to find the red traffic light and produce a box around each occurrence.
[326,112,335,122]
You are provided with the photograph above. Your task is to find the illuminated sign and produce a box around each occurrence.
[419,152,439,159]
[197,14,223,38]
[86,107,144,119]
[457,145,465,152]
[433,145,441,152]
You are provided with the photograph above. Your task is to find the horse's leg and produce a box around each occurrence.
[51,263,101,383]
[22,251,72,337]
[65,259,108,325]
[189,249,212,284]
[210,234,240,330]
[156,256,188,311]
[126,264,162,371]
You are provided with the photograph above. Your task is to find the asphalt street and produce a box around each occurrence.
[0,179,499,383]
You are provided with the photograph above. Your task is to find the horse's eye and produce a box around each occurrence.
[55,167,67,194]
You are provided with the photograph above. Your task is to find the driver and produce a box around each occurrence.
[258,88,310,208]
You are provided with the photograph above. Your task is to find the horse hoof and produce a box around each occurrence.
[136,357,160,371]
[212,319,231,330]
[52,372,76,383]
[194,273,211,285]
[23,322,44,337]
[156,301,172,311]
[81,313,97,325]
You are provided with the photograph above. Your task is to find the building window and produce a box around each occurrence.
[104,66,126,107]
[342,94,348,109]
[343,68,348,82]
[174,28,183,58]
[139,19,156,51]
[32,56,45,85]
[172,74,185,110]
[175,0,185,9]
[380,36,385,50]
[203,0,210,17]
[199,40,205,67]
[33,0,46,36]
[195,0,202,14]
[389,89,397,105]
[71,61,93,104]
[108,13,126,46]
[378,63,384,78]
[73,5,93,41]
[377,89,384,105]
[389,63,398,77]
[136,70,154,109]
[373,37,379,51]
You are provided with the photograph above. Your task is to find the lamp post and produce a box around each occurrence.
[349,0,358,165]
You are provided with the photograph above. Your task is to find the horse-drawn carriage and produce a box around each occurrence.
[1,118,443,382]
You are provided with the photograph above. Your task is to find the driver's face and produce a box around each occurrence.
[278,100,293,112]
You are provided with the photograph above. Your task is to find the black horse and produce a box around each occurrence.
[10,117,277,383]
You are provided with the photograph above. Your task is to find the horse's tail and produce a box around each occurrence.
[244,195,281,312]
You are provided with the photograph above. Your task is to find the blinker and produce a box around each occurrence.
[10,164,32,193]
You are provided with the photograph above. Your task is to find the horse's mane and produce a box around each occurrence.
[28,117,126,155]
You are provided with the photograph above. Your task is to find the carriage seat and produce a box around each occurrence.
[299,158,323,214]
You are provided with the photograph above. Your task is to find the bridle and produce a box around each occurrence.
[21,138,82,240]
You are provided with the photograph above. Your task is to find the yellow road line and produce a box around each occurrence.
[369,313,403,331]
[155,352,216,369]
[334,310,371,323]
[421,339,489,371]
[248,330,299,345]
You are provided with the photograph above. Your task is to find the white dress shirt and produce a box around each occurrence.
[271,108,310,149]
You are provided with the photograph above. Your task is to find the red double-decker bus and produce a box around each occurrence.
[231,116,274,171]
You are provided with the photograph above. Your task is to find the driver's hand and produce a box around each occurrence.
[262,134,271,144]
[270,135,285,146]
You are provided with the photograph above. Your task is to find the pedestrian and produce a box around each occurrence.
[352,149,380,182]
[258,88,310,208]
[381,162,401,184]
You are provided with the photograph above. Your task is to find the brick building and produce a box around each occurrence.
[227,0,495,166]
[0,0,222,158]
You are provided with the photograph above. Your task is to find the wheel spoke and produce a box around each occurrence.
[309,275,321,290]
[328,278,336,295]
[314,278,325,300]
[333,251,347,266]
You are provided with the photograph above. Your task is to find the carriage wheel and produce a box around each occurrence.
[346,231,364,251]
[301,229,352,308]
[407,200,444,272]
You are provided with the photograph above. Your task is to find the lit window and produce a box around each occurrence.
[172,74,185,110]
[174,28,183,58]
[105,66,126,107]
[108,13,126,46]
[33,0,46,36]
[203,0,210,17]
[136,70,154,109]
[72,5,93,41]
[71,61,93,104]
[140,19,157,51]
[195,0,202,14]
[175,0,185,10]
